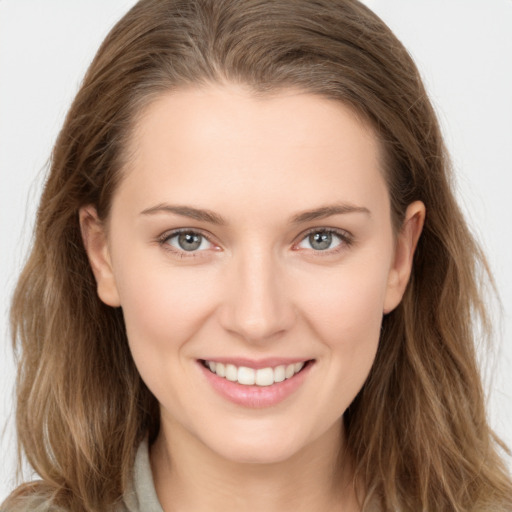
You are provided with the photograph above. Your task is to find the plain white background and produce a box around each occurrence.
[1,0,511,501]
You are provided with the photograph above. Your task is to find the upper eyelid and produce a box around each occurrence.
[160,227,215,243]
[295,226,353,243]
[300,226,351,236]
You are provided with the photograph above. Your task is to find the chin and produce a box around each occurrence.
[199,422,321,466]
[216,441,301,465]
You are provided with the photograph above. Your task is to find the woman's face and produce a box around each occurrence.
[82,85,423,464]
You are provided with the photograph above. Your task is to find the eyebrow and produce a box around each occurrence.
[140,202,370,225]
[290,203,371,224]
[140,204,227,225]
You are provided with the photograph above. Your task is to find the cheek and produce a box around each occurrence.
[295,252,392,402]
[299,257,390,345]
[112,253,219,367]
[115,260,223,421]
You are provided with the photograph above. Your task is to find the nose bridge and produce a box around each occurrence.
[220,244,294,342]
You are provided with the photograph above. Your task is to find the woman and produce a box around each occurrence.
[2,0,511,510]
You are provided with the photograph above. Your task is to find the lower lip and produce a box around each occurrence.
[198,360,314,408]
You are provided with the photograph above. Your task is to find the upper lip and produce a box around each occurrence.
[199,357,313,369]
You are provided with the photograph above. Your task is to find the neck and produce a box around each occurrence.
[150,417,360,512]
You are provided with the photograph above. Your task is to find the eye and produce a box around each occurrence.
[162,230,214,253]
[296,229,350,252]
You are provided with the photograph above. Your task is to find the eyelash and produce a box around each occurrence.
[157,228,216,258]
[294,227,354,256]
[157,227,354,258]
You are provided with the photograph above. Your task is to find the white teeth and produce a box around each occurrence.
[238,366,255,385]
[225,364,238,382]
[274,365,286,383]
[216,362,226,377]
[204,360,308,386]
[255,367,274,386]
[294,362,304,373]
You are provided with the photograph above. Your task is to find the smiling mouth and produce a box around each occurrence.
[200,359,313,387]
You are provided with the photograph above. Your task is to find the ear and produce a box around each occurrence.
[79,206,121,307]
[383,201,425,314]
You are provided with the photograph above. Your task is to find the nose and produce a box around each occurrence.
[218,248,296,343]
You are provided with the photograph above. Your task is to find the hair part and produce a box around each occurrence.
[5,1,511,510]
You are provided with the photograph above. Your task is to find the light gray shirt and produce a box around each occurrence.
[121,439,164,512]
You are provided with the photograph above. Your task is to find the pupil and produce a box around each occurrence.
[310,232,332,250]
[178,232,202,251]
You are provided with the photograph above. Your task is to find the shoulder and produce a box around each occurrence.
[1,491,131,512]
[2,493,129,512]
[0,493,64,512]
[1,483,71,512]
[1,440,155,512]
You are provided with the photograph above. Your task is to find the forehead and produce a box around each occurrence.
[114,84,388,221]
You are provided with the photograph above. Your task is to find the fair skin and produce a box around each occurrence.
[80,84,425,512]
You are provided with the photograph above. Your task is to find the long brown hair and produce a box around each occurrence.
[4,1,511,510]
